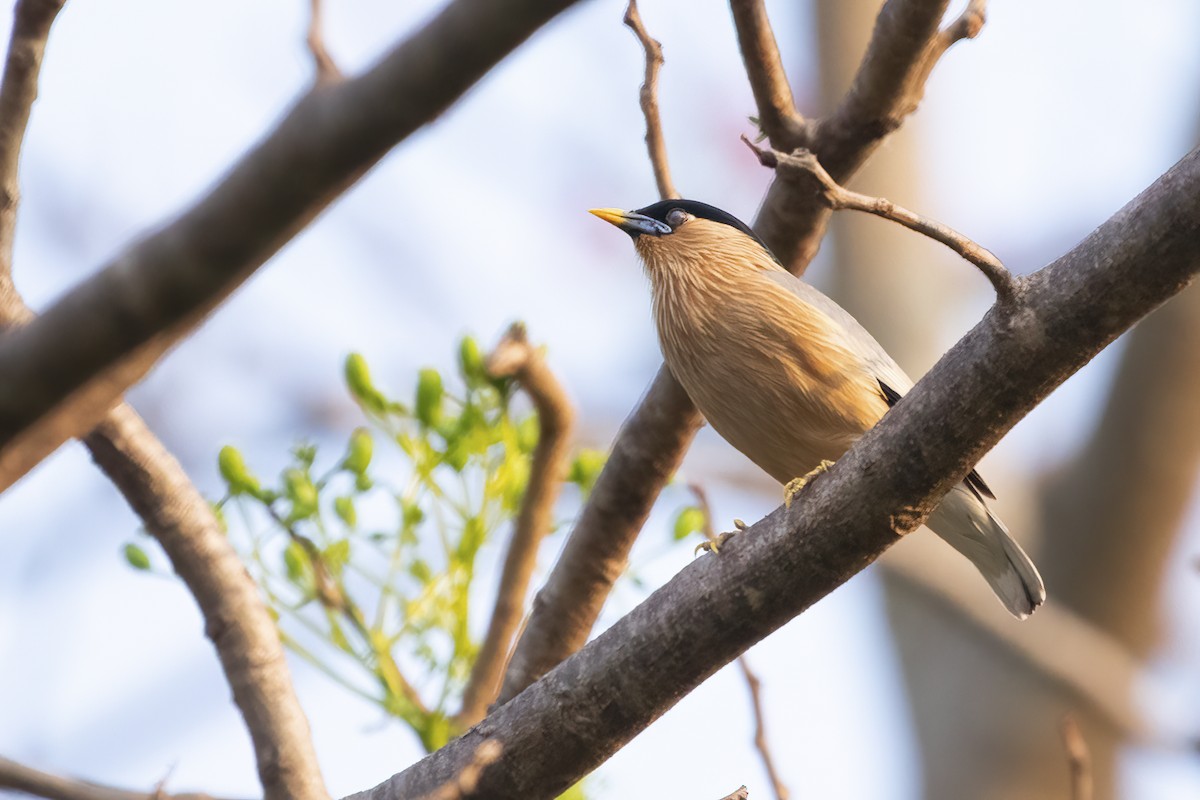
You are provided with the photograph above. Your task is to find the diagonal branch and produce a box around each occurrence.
[744,140,1018,304]
[0,754,235,800]
[623,0,677,200]
[498,0,983,705]
[729,0,807,150]
[455,324,574,728]
[345,148,1200,800]
[0,0,587,494]
[306,0,342,85]
[0,0,64,319]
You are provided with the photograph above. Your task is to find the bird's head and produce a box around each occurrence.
[588,200,779,277]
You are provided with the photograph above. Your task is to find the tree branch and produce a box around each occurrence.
[623,0,677,200]
[717,787,750,800]
[499,0,984,705]
[0,0,586,494]
[744,140,1018,305]
[344,147,1200,800]
[456,324,574,728]
[1060,715,1094,800]
[0,755,234,800]
[737,658,789,800]
[306,0,342,85]
[417,741,502,800]
[0,0,64,319]
[729,0,806,150]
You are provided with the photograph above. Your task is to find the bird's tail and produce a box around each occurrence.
[924,486,1046,619]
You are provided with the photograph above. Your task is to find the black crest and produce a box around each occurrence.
[634,199,779,262]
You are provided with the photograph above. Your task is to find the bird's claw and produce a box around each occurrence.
[694,519,749,555]
[783,460,836,508]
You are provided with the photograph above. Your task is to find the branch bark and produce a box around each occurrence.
[623,0,677,201]
[306,0,342,85]
[0,755,234,800]
[728,0,806,150]
[345,147,1200,800]
[499,0,983,704]
[456,324,574,728]
[0,0,586,493]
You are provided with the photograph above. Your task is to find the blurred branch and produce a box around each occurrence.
[0,0,64,319]
[717,787,750,800]
[0,755,234,800]
[738,658,790,800]
[729,0,806,149]
[456,324,574,728]
[744,140,1018,305]
[623,0,678,200]
[1060,715,1094,800]
[306,0,342,84]
[498,0,993,708]
[0,0,586,494]
[919,0,986,84]
[344,146,1200,800]
[0,6,327,799]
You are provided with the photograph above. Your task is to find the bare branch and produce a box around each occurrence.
[920,0,986,81]
[496,368,701,703]
[85,407,329,800]
[737,658,790,800]
[418,741,502,800]
[0,755,233,800]
[0,0,65,317]
[1060,715,1094,800]
[623,0,678,200]
[345,147,1200,800]
[717,787,750,800]
[729,0,806,149]
[744,140,1018,305]
[456,323,574,728]
[306,0,342,85]
[0,0,587,494]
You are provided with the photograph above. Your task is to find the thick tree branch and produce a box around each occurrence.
[745,140,1018,304]
[0,0,585,494]
[499,0,982,704]
[623,0,677,200]
[85,406,330,800]
[456,324,574,728]
[345,148,1200,800]
[0,0,63,318]
[729,0,806,150]
[0,755,233,800]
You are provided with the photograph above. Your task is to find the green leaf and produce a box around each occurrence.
[283,540,310,586]
[123,543,151,571]
[217,445,263,498]
[673,506,707,541]
[415,368,444,428]
[334,496,357,528]
[342,428,373,475]
[408,558,433,585]
[284,468,319,520]
[458,335,487,387]
[323,539,351,575]
[345,353,387,413]
[291,442,318,468]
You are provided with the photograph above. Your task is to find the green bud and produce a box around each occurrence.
[218,445,263,498]
[284,468,319,520]
[401,500,425,529]
[283,540,310,585]
[345,353,387,413]
[517,415,540,453]
[334,495,357,527]
[415,368,444,428]
[673,506,707,541]
[355,473,374,492]
[458,335,486,387]
[323,539,351,574]
[342,428,373,475]
[123,542,151,571]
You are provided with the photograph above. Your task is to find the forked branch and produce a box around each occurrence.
[623,0,678,200]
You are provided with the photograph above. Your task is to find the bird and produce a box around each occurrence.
[589,199,1045,619]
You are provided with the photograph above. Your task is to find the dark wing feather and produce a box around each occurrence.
[876,379,996,501]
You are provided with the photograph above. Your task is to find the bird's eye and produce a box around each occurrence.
[666,208,691,228]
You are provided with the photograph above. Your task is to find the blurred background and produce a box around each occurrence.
[2,0,1199,797]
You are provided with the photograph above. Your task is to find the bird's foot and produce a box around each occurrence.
[694,518,749,555]
[783,460,836,508]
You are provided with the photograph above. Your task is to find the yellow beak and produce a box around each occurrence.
[588,208,630,227]
[588,207,671,237]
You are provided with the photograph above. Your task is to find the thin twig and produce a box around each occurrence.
[306,0,341,85]
[1060,715,1094,800]
[729,0,806,149]
[737,658,789,800]
[717,787,750,800]
[623,0,678,200]
[418,741,503,800]
[744,138,1019,306]
[0,755,234,800]
[456,323,575,728]
[0,0,65,318]
[921,0,987,79]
